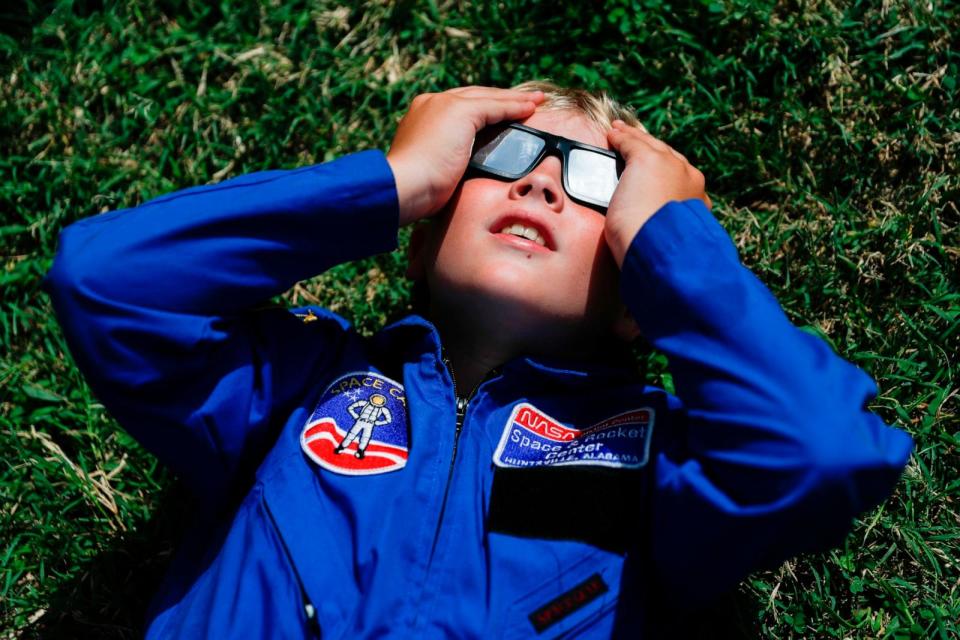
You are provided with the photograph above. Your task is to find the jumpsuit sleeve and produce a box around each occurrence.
[42,150,400,503]
[618,199,914,605]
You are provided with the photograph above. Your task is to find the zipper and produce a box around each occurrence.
[436,393,470,538]
[413,354,499,630]
[426,356,473,559]
[262,494,322,639]
[431,355,501,546]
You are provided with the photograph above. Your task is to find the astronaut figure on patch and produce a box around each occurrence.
[335,393,393,459]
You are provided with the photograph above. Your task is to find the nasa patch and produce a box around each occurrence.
[493,403,654,469]
[300,371,408,476]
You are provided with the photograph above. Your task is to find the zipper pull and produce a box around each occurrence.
[455,396,468,430]
[303,599,321,637]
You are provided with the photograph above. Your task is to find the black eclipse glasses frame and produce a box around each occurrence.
[467,123,626,212]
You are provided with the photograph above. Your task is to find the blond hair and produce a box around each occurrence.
[511,80,646,133]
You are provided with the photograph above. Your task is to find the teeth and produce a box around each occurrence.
[500,223,546,247]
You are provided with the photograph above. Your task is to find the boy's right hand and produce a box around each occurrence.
[386,87,544,226]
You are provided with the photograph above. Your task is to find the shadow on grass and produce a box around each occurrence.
[21,482,192,640]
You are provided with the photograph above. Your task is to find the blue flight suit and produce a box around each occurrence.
[43,150,914,638]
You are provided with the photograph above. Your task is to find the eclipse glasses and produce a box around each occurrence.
[468,123,625,211]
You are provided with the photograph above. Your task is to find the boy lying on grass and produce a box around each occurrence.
[44,82,913,638]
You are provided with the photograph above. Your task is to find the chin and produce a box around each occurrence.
[441,278,584,328]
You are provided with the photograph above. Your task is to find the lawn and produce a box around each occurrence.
[1,0,957,637]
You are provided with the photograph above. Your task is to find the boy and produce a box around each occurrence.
[44,83,913,638]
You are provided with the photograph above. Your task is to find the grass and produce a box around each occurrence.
[1,0,957,637]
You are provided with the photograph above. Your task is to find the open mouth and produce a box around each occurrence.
[490,213,555,251]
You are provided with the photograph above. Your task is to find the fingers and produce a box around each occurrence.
[607,119,713,209]
[407,87,544,130]
[609,120,671,155]
[407,86,545,113]
[447,86,545,101]
[473,96,541,128]
[448,86,546,118]
[608,120,698,171]
[449,87,546,127]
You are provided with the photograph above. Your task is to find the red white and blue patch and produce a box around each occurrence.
[493,403,654,469]
[300,371,408,476]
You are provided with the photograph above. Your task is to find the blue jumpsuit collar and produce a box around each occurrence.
[379,313,640,385]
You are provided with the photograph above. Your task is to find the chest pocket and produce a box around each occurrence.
[498,548,621,639]
[487,465,648,554]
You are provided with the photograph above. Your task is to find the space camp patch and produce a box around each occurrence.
[492,403,654,469]
[300,371,408,476]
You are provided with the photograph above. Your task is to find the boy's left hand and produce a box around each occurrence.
[604,121,713,267]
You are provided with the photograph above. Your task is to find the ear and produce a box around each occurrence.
[611,303,641,343]
[405,223,429,281]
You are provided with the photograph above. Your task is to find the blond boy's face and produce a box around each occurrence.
[414,109,628,346]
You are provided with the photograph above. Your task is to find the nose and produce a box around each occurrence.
[507,155,564,212]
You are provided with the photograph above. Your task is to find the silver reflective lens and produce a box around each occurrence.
[472,129,545,176]
[567,149,619,204]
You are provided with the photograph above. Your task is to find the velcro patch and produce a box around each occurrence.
[492,403,654,469]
